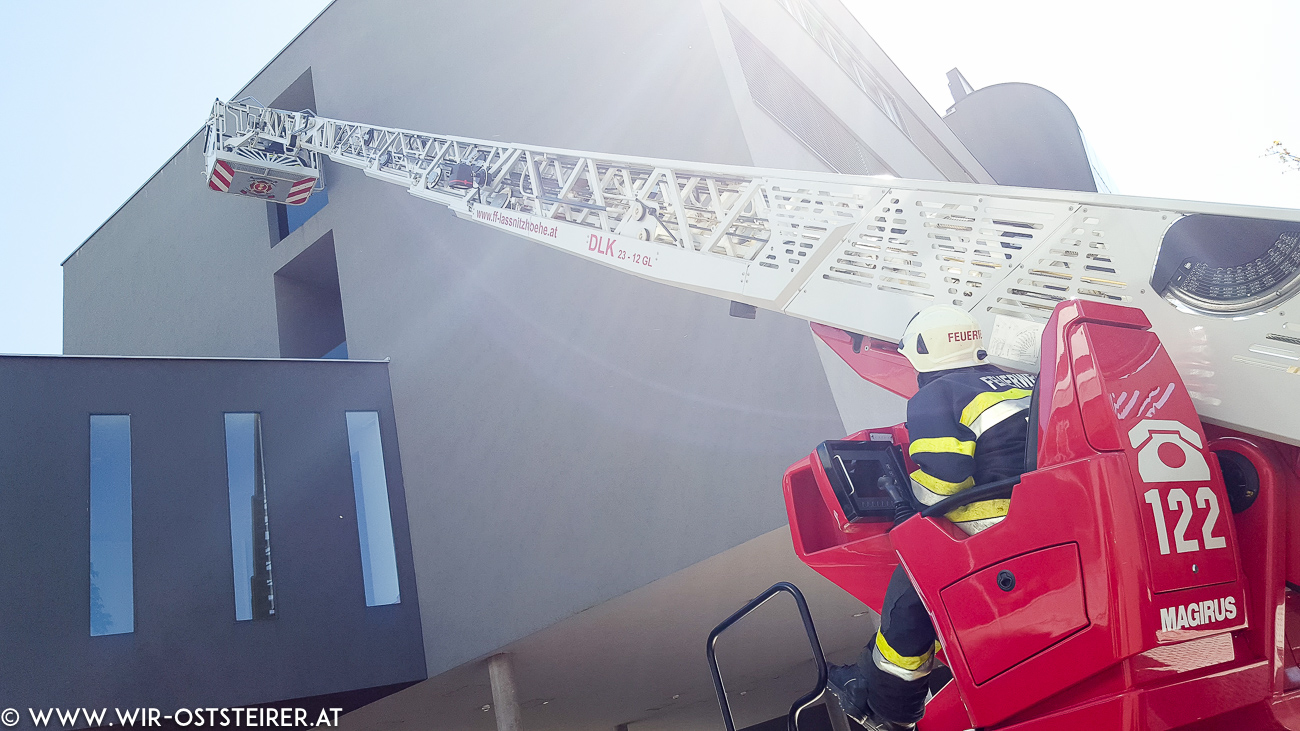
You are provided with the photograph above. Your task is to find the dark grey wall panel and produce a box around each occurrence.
[0,356,424,710]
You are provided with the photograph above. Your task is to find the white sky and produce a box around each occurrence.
[0,1,1296,356]
[844,0,1300,207]
[0,1,333,356]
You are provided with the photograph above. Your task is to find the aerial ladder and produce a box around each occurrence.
[205,98,1300,730]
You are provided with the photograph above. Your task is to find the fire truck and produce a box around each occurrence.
[203,98,1300,730]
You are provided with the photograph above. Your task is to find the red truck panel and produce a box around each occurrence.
[1074,322,1239,597]
[941,544,1088,684]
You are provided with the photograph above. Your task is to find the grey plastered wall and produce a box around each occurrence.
[63,135,282,358]
[63,0,852,678]
[0,355,424,709]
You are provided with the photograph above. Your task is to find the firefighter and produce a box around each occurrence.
[826,305,1035,730]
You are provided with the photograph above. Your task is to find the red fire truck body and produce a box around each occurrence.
[786,300,1300,730]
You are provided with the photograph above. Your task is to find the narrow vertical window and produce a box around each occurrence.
[224,414,275,620]
[90,415,133,636]
[345,412,399,606]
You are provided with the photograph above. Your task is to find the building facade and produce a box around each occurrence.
[47,1,1098,729]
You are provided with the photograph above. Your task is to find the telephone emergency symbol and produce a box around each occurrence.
[1128,419,1211,483]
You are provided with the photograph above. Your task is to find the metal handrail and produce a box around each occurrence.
[706,582,828,731]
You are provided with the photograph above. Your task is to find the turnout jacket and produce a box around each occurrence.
[906,364,1035,535]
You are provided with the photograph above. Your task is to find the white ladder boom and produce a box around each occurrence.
[205,98,1300,446]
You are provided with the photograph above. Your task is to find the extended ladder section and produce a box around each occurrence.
[205,98,1300,446]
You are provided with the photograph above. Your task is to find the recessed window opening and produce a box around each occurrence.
[271,187,330,244]
[224,413,276,621]
[346,412,400,606]
[288,187,328,233]
[274,231,347,359]
[322,340,348,360]
[90,414,133,636]
[267,68,326,246]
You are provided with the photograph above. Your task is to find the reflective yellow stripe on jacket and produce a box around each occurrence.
[960,389,1033,439]
[910,470,1010,533]
[908,436,976,458]
[910,469,974,500]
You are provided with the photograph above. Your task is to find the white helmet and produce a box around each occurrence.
[898,305,987,372]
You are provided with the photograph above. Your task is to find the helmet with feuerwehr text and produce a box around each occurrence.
[897,305,987,372]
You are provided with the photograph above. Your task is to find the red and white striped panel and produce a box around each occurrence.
[285,178,317,205]
[208,160,234,192]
